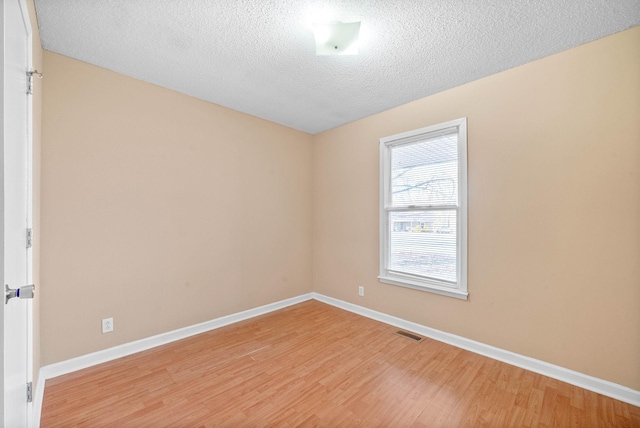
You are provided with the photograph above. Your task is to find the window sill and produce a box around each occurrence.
[378,275,468,300]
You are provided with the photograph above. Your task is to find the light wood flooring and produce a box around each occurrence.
[41,300,640,427]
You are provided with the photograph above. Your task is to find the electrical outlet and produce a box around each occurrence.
[101,317,113,334]
[358,286,364,296]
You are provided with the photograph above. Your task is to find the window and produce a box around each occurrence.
[379,118,468,299]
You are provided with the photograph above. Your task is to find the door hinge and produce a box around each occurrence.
[27,382,33,403]
[26,69,43,95]
[26,228,33,249]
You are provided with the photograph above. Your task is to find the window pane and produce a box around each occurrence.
[388,210,457,283]
[390,133,458,207]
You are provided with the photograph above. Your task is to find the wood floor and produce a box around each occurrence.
[41,300,639,427]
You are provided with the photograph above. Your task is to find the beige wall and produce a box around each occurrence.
[40,26,639,391]
[312,27,640,390]
[40,52,313,364]
[26,0,43,390]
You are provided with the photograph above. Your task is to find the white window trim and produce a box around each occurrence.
[379,118,468,300]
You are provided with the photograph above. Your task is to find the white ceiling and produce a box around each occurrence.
[35,0,640,134]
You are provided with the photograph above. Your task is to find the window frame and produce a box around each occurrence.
[379,118,468,300]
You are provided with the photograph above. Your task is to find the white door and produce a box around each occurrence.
[2,0,33,427]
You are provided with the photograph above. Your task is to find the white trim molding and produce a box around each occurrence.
[379,118,468,300]
[34,291,640,427]
[40,293,313,379]
[33,293,313,427]
[311,293,640,407]
[31,372,46,428]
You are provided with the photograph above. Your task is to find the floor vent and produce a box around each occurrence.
[395,330,423,342]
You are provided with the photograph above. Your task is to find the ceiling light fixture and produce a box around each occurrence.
[313,21,361,56]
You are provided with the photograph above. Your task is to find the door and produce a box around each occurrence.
[2,0,32,426]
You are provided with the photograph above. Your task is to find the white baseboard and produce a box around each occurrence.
[33,291,639,428]
[33,293,313,427]
[311,292,640,407]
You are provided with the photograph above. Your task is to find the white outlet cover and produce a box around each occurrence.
[358,286,364,296]
[102,318,113,333]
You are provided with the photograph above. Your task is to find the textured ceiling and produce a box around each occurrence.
[35,0,640,134]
